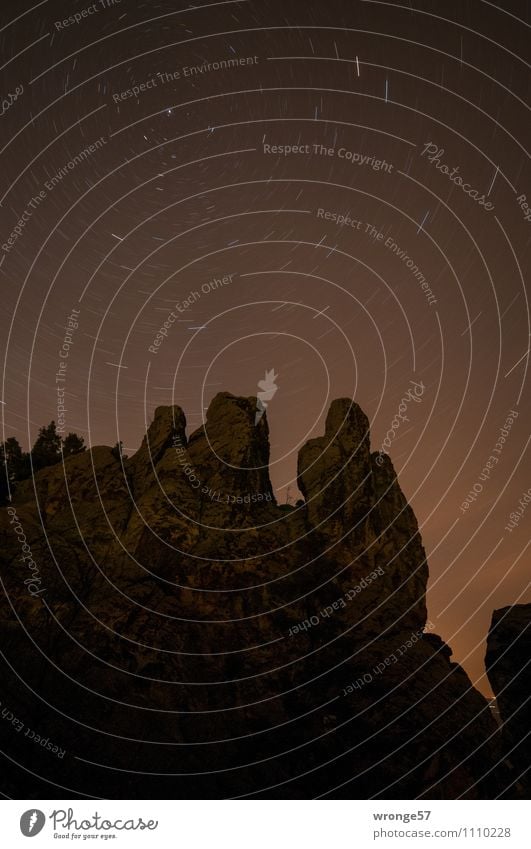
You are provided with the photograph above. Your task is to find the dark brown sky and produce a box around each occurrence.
[1,0,530,694]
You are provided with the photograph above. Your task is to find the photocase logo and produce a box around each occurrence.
[255,369,278,424]
[20,810,46,837]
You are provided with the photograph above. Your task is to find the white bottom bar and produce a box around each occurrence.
[1,799,529,848]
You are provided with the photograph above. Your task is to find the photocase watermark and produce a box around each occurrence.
[342,621,436,695]
[255,369,278,425]
[504,487,531,533]
[54,0,121,30]
[420,142,494,213]
[1,702,65,759]
[263,141,393,172]
[2,137,107,255]
[316,207,363,230]
[20,810,46,837]
[2,190,46,255]
[6,507,46,597]
[378,230,437,307]
[44,137,107,192]
[180,55,259,78]
[460,408,518,514]
[55,308,81,435]
[172,433,272,504]
[1,83,23,116]
[51,807,158,834]
[516,193,531,224]
[288,566,385,636]
[314,210,436,305]
[112,57,259,103]
[148,274,235,354]
[375,380,426,464]
[19,806,160,837]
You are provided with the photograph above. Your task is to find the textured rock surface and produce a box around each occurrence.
[0,394,509,798]
[486,605,531,795]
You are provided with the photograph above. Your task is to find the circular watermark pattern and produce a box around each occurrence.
[0,0,529,805]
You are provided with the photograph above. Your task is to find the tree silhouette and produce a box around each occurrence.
[31,421,62,471]
[0,427,85,497]
[3,437,31,480]
[0,437,31,503]
[111,441,128,461]
[0,461,7,504]
[62,432,85,456]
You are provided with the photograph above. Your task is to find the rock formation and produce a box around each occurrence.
[486,605,531,796]
[0,394,510,798]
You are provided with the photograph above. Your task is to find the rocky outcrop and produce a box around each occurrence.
[297,400,427,634]
[0,394,508,799]
[486,605,531,795]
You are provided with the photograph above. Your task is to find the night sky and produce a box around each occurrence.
[1,0,530,694]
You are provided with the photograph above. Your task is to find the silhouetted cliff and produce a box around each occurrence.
[0,394,512,798]
[486,605,531,796]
